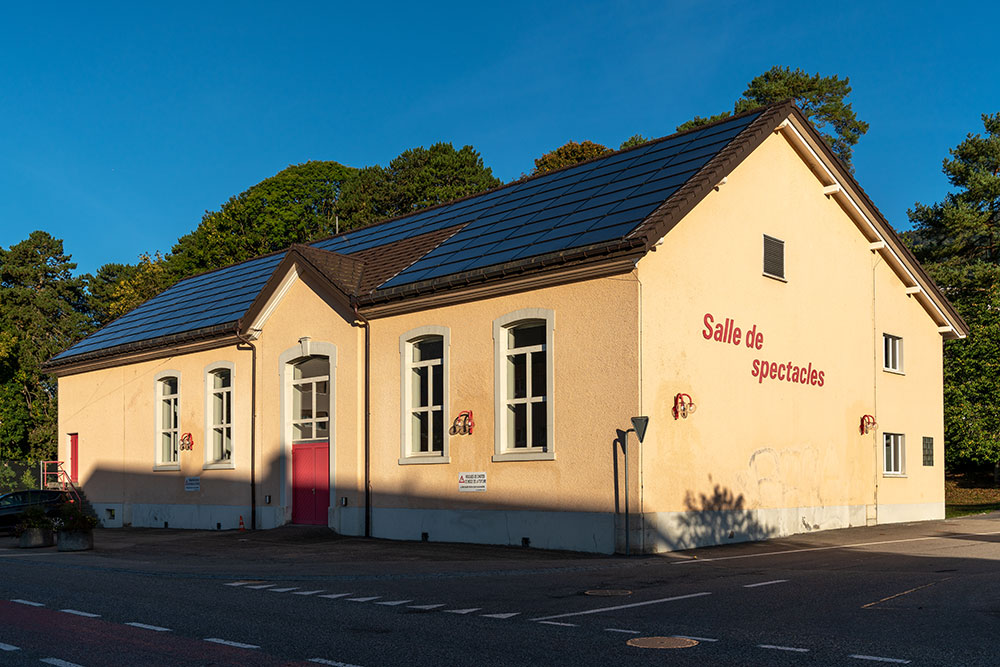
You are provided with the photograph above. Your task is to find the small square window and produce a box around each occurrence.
[883,334,903,373]
[922,437,934,466]
[763,234,785,280]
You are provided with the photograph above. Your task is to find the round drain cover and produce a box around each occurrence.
[584,589,632,596]
[627,636,699,649]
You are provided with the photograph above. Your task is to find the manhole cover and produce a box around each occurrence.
[627,636,699,649]
[584,589,632,596]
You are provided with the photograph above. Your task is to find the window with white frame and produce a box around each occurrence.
[291,356,330,442]
[156,375,179,466]
[208,367,233,464]
[883,333,903,373]
[400,329,449,462]
[884,432,905,475]
[494,309,554,461]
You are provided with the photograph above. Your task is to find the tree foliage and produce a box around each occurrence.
[908,113,1000,477]
[0,232,90,460]
[532,141,613,175]
[677,66,869,168]
[338,143,501,227]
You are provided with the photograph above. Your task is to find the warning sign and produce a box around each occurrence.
[458,472,486,492]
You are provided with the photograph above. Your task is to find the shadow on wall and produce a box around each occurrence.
[663,484,774,551]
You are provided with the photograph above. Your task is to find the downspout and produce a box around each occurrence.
[236,330,258,530]
[871,254,882,525]
[352,303,372,538]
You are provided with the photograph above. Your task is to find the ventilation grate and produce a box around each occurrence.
[763,234,785,279]
[922,437,934,466]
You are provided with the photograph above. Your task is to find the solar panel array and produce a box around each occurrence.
[53,111,759,362]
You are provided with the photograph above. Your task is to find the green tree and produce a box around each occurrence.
[106,252,175,319]
[908,113,1000,481]
[619,135,650,150]
[677,66,869,168]
[0,232,91,460]
[532,141,612,175]
[338,143,501,227]
[86,262,139,327]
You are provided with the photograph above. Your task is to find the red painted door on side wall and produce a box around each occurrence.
[69,434,79,483]
[292,442,329,525]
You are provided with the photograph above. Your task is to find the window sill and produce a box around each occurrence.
[152,464,180,472]
[398,455,451,465]
[882,368,905,376]
[882,473,908,478]
[203,462,235,471]
[492,451,556,462]
[762,272,787,283]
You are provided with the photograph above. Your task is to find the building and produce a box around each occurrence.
[45,102,968,554]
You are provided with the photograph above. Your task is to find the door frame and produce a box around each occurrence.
[279,340,337,526]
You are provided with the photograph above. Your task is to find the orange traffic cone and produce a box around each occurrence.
[239,515,245,531]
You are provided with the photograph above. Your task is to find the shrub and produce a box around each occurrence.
[55,502,98,532]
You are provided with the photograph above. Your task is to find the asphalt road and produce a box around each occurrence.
[2,514,998,666]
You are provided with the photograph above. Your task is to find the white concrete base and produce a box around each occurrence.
[876,501,945,524]
[110,503,284,530]
[371,507,616,554]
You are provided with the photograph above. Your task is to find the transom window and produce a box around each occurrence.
[494,309,554,461]
[209,368,233,463]
[884,432,905,475]
[883,333,903,373]
[157,376,179,465]
[291,357,330,443]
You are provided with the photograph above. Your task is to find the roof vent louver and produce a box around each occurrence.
[763,234,785,280]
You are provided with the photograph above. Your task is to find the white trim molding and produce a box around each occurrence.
[152,369,182,471]
[398,325,451,465]
[203,360,236,470]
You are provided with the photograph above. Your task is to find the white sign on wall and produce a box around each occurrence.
[458,472,486,492]
[184,476,200,492]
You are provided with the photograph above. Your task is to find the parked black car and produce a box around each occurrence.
[0,490,69,532]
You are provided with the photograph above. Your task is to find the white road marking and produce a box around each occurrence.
[309,659,365,667]
[60,609,100,618]
[672,529,1000,565]
[849,655,912,664]
[482,613,520,619]
[408,604,445,610]
[244,583,276,590]
[11,599,44,607]
[346,596,381,602]
[126,622,172,632]
[604,628,640,634]
[674,635,719,642]
[224,581,257,586]
[538,621,578,627]
[443,608,481,614]
[0,642,19,651]
[294,590,326,596]
[269,587,300,593]
[744,579,788,588]
[40,659,84,667]
[375,600,413,606]
[758,644,810,653]
[319,593,353,599]
[530,592,712,621]
[205,638,260,649]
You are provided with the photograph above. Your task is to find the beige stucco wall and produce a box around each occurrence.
[635,130,945,550]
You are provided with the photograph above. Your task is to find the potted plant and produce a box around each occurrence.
[14,505,55,548]
[54,503,98,552]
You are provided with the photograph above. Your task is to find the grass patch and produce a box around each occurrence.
[945,471,1000,518]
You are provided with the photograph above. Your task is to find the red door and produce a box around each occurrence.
[69,434,79,483]
[292,442,329,525]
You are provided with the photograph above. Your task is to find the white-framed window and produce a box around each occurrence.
[493,308,555,462]
[763,234,785,281]
[205,362,235,468]
[154,371,181,469]
[883,333,903,373]
[884,432,905,475]
[399,326,450,464]
[291,356,330,443]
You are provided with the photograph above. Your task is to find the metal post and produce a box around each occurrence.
[624,429,631,557]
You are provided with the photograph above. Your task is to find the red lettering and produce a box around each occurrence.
[755,332,764,350]
[714,322,725,342]
[809,369,818,385]
[818,371,825,387]
[703,313,714,340]
[733,327,742,346]
[746,325,757,348]
[751,359,760,377]
[769,362,778,379]
[778,364,786,381]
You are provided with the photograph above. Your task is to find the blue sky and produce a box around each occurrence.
[2,1,998,276]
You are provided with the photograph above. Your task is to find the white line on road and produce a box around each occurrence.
[672,529,1000,565]
[126,622,172,632]
[244,583,276,590]
[319,593,353,599]
[443,608,481,614]
[530,592,712,621]
[604,628,640,634]
[744,579,789,588]
[538,621,578,627]
[269,587,300,593]
[224,581,257,586]
[408,604,445,610]
[674,635,719,642]
[849,655,912,664]
[758,644,810,653]
[482,613,520,619]
[0,642,19,651]
[11,599,44,607]
[309,658,365,667]
[204,638,260,649]
[40,659,84,667]
[60,609,100,618]
[346,596,381,602]
[294,590,326,596]
[375,600,413,606]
